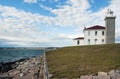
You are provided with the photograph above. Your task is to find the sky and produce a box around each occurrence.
[0,0,120,47]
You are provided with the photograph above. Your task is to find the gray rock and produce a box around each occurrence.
[114,70,120,79]
[98,72,108,76]
[108,70,120,79]
[48,74,53,78]
[9,70,20,76]
[80,75,93,79]
[93,75,110,79]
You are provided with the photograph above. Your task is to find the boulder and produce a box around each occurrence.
[80,75,93,79]
[93,75,110,79]
[108,70,120,79]
[98,72,108,76]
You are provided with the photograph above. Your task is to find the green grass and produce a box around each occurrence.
[46,44,120,78]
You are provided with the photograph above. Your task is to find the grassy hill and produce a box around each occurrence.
[46,44,120,78]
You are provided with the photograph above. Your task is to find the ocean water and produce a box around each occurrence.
[0,49,44,63]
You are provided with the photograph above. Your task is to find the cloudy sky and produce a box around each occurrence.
[0,0,120,47]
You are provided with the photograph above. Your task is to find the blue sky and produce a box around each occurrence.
[0,0,120,47]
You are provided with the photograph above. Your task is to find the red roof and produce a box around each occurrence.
[84,25,105,30]
[73,37,84,40]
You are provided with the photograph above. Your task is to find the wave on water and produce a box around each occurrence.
[0,49,44,63]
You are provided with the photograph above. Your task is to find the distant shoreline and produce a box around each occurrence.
[0,47,59,50]
[0,48,45,50]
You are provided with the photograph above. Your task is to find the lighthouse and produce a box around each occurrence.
[105,9,116,44]
[73,9,116,46]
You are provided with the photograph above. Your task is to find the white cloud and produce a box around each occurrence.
[24,0,37,3]
[47,0,120,43]
[54,0,59,2]
[45,0,96,29]
[89,0,94,4]
[39,4,52,11]
[49,0,60,3]
[0,0,120,47]
[0,5,53,46]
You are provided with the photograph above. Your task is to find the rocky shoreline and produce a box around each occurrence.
[0,56,44,79]
[0,58,29,73]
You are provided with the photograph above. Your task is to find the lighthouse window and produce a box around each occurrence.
[95,31,97,36]
[102,31,104,36]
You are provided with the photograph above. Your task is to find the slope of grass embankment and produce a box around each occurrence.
[46,44,120,78]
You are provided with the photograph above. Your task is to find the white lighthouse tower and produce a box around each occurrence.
[105,9,116,44]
